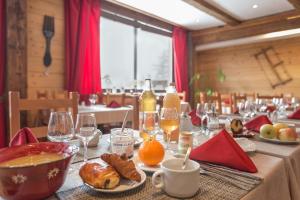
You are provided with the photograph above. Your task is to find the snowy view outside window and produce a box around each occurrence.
[100,17,173,91]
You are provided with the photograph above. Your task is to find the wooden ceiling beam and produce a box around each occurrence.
[192,10,300,45]
[288,0,300,9]
[183,0,240,26]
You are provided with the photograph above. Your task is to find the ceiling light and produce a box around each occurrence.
[252,4,258,9]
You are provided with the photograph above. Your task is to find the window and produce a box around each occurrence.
[100,16,173,91]
[100,18,135,89]
[137,29,172,90]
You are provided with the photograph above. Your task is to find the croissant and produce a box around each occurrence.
[101,153,141,182]
[79,163,120,189]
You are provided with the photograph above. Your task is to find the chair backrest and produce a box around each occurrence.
[256,93,283,101]
[124,94,139,130]
[199,92,222,114]
[103,93,125,106]
[231,93,247,112]
[9,91,78,140]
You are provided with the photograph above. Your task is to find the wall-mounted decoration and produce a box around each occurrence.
[43,15,55,70]
[254,46,292,89]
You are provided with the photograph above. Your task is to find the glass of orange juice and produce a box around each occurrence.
[160,107,179,152]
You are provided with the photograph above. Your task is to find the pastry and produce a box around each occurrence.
[230,119,244,135]
[101,153,141,182]
[79,163,120,189]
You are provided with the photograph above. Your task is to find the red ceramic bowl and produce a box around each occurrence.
[0,142,78,200]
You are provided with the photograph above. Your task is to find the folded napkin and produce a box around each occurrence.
[190,129,257,173]
[244,115,272,133]
[189,110,201,126]
[106,100,121,108]
[288,108,300,119]
[266,105,276,113]
[9,128,39,147]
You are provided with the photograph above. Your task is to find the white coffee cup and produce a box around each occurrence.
[152,158,200,198]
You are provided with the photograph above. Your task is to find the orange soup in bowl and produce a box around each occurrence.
[0,152,66,167]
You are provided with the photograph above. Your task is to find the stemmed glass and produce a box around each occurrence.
[196,103,205,131]
[89,94,98,105]
[143,111,160,138]
[47,111,76,171]
[75,113,102,163]
[47,111,74,142]
[159,108,179,152]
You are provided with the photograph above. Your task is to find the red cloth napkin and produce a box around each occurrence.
[106,100,121,108]
[189,110,201,126]
[244,115,272,133]
[266,105,276,113]
[288,108,300,119]
[190,129,257,173]
[9,128,38,147]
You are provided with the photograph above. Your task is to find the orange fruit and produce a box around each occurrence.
[138,137,165,166]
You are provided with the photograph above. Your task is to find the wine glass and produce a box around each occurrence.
[196,103,205,130]
[75,113,102,163]
[89,94,98,105]
[47,111,76,172]
[160,108,179,152]
[143,111,160,138]
[47,111,74,142]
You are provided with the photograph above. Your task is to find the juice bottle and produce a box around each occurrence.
[139,79,156,140]
[162,83,181,142]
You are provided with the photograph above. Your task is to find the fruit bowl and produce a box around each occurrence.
[0,142,79,200]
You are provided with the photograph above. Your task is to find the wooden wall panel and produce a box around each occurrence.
[194,36,300,97]
[26,0,65,99]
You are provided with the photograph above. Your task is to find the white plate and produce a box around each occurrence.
[132,152,175,173]
[84,168,146,193]
[258,135,300,145]
[234,138,256,152]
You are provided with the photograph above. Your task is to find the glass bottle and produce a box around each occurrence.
[139,79,156,140]
[162,83,181,142]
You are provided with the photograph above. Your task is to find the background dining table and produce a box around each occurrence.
[45,134,293,200]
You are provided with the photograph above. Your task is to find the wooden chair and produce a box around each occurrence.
[124,94,139,130]
[231,93,247,112]
[256,93,283,102]
[220,93,232,114]
[9,91,78,140]
[101,93,139,130]
[199,92,222,114]
[102,93,125,106]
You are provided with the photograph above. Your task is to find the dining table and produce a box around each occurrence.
[219,113,300,200]
[78,104,134,125]
[44,133,292,200]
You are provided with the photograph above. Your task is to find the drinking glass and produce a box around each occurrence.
[143,111,160,138]
[47,111,76,172]
[75,113,102,163]
[47,111,74,142]
[196,103,204,123]
[89,94,98,105]
[160,108,179,151]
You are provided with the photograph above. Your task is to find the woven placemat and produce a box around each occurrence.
[55,174,259,200]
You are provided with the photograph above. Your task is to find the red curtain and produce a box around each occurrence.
[0,0,6,147]
[64,0,101,95]
[173,27,189,100]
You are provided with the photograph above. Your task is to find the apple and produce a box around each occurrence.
[260,124,276,139]
[278,128,298,141]
[273,123,288,138]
